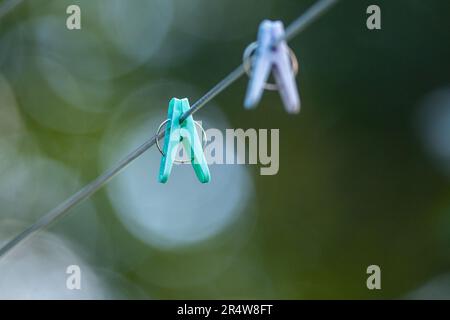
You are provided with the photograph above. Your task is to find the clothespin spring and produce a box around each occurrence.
[242,41,299,91]
[155,118,208,164]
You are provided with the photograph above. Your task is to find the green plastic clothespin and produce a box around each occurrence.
[158,98,211,183]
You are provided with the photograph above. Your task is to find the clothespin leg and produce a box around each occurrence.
[244,21,274,109]
[159,99,182,183]
[179,101,211,183]
[271,22,300,114]
[272,46,300,113]
[244,53,272,109]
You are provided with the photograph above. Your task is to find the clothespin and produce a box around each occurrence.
[158,98,211,183]
[244,20,300,114]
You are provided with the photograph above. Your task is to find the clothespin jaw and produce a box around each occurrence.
[244,20,301,114]
[158,98,211,184]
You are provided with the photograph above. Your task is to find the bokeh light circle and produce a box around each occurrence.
[0,225,107,299]
[416,87,450,176]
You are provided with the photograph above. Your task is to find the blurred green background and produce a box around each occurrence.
[1,0,450,299]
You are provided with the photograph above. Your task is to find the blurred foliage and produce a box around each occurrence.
[1,0,450,299]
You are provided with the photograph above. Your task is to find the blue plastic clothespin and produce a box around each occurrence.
[159,98,211,184]
[244,20,300,114]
